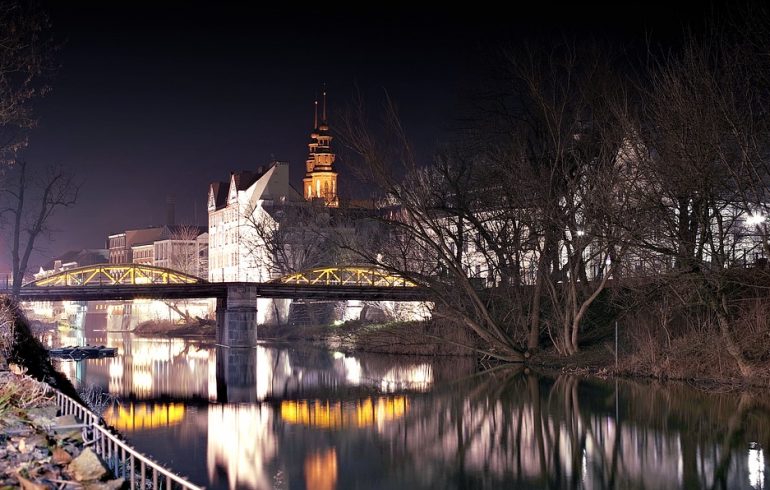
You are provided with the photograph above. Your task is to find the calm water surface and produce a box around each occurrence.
[42,307,770,489]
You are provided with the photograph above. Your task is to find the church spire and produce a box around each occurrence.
[322,87,327,123]
[303,87,338,207]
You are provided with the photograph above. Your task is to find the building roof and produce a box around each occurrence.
[209,181,228,209]
[125,227,165,247]
[40,249,109,271]
[232,169,262,191]
[209,162,301,212]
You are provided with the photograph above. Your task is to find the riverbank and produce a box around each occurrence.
[259,319,476,356]
[133,317,216,337]
[0,370,125,488]
[259,317,770,389]
[0,299,123,487]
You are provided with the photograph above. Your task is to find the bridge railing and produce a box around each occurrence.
[54,391,202,490]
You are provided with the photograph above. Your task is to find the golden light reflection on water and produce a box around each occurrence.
[305,448,338,490]
[103,403,186,431]
[207,404,275,490]
[280,396,409,429]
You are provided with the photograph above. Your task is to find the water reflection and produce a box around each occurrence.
[749,445,765,489]
[103,403,186,431]
[207,404,276,490]
[280,397,409,429]
[47,308,770,490]
[304,448,337,490]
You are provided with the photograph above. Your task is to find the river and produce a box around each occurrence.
[39,305,769,489]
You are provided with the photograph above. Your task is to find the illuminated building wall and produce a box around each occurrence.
[207,162,300,285]
[131,243,154,266]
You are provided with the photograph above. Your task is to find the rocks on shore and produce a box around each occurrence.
[0,371,124,489]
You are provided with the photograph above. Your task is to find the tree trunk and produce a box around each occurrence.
[714,292,753,377]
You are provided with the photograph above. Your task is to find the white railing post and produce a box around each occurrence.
[53,390,202,489]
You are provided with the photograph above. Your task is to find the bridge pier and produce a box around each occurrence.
[216,285,259,347]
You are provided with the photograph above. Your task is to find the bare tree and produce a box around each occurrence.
[1,160,78,295]
[0,1,53,158]
[337,40,644,360]
[241,200,344,278]
[481,42,643,356]
[168,224,203,276]
[628,26,770,377]
[338,95,528,362]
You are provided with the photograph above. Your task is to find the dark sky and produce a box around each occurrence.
[10,1,721,269]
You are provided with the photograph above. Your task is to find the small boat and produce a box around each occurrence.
[48,345,117,360]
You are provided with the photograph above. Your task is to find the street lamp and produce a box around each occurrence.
[747,213,766,226]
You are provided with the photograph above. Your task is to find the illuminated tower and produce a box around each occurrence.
[303,90,338,207]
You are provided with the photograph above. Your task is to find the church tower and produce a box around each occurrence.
[303,90,338,207]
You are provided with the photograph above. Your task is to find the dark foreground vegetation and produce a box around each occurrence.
[324,7,770,383]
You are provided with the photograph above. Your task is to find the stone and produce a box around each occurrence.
[53,415,83,442]
[69,447,108,482]
[27,406,59,428]
[52,446,72,465]
[53,414,78,428]
[19,434,48,453]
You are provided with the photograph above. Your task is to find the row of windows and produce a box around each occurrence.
[209,209,240,227]
[209,252,239,269]
[209,229,240,248]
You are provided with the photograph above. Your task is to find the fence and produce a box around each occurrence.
[54,391,203,490]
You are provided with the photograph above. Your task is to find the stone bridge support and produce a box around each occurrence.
[216,284,259,347]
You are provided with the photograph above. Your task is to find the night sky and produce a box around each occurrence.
[10,1,720,269]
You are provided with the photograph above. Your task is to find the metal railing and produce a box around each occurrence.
[54,391,203,490]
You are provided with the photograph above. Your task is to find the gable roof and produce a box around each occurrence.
[209,163,298,211]
[209,181,229,210]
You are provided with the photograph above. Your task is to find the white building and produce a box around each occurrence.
[153,226,209,279]
[207,161,303,283]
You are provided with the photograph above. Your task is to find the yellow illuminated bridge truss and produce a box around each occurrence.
[26,264,202,287]
[274,266,416,287]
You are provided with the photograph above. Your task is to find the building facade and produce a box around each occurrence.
[131,243,155,266]
[108,228,164,264]
[207,161,302,283]
[154,227,209,279]
[107,225,208,278]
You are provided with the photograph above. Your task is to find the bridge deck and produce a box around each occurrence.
[9,282,430,302]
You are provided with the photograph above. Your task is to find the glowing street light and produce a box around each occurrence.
[747,213,766,226]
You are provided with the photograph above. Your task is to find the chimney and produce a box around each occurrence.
[166,196,176,226]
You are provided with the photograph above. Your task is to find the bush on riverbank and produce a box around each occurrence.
[134,317,216,337]
[605,277,770,386]
[259,318,479,356]
[335,319,478,356]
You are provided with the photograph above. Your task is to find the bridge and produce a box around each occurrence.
[15,264,425,302]
[12,264,430,347]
